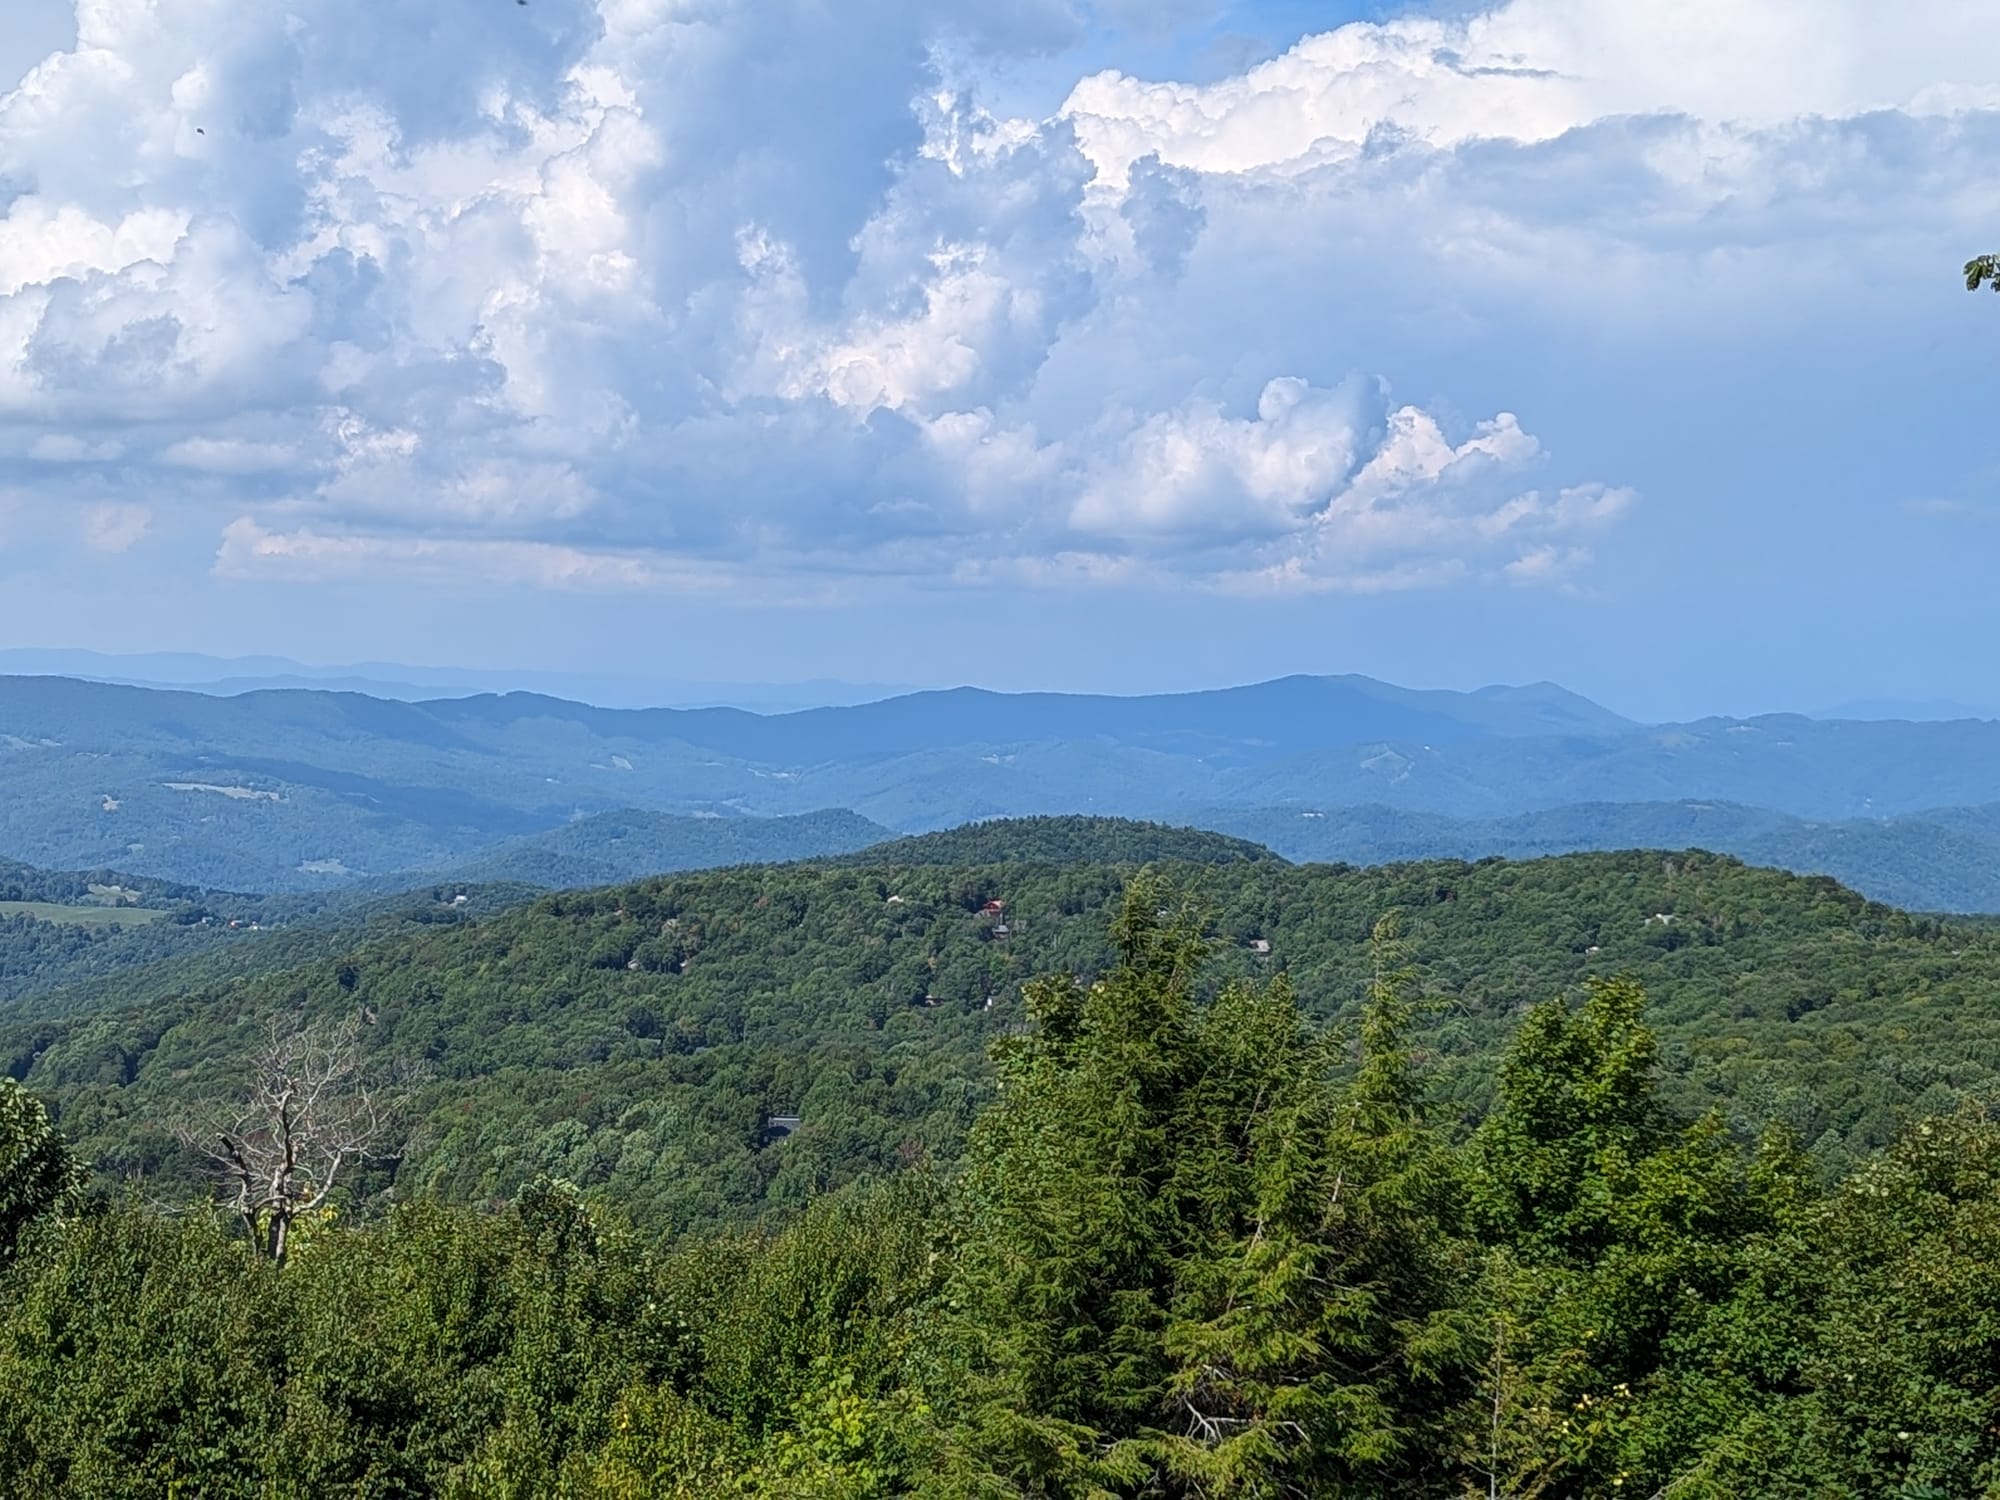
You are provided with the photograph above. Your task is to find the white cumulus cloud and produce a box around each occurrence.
[0,0,1990,591]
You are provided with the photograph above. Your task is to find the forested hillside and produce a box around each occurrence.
[12,839,1998,1239]
[0,820,1257,1016]
[404,808,895,890]
[832,816,1280,868]
[5,879,1998,1496]
[0,858,539,1015]
[1209,799,2000,912]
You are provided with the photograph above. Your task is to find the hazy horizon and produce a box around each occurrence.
[0,644,1994,725]
[1,0,1995,724]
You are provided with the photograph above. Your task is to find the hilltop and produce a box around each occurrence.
[835,816,1282,867]
[1205,799,2000,912]
[14,843,1995,1234]
[406,808,895,889]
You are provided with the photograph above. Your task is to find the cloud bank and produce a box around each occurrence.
[1,0,1995,596]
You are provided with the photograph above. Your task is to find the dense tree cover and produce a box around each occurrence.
[1206,798,2000,913]
[0,821,1257,1013]
[837,816,1281,868]
[0,854,209,909]
[4,886,1999,1496]
[11,842,2000,1240]
[0,1077,80,1264]
[0,876,537,1016]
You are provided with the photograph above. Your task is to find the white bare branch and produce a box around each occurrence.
[176,1013,401,1265]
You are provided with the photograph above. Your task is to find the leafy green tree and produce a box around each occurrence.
[1463,978,1819,1495]
[1968,252,2000,291]
[0,1210,287,1495]
[1467,977,1670,1262]
[0,1077,80,1264]
[1768,1108,2000,1495]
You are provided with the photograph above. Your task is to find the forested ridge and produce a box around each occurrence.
[11,836,2000,1235]
[0,872,540,1016]
[0,819,1261,1017]
[4,867,1999,1496]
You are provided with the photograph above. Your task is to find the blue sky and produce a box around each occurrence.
[0,0,1995,720]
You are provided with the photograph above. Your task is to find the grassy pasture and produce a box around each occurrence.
[0,901,170,928]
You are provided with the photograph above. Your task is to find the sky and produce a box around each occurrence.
[0,0,1996,721]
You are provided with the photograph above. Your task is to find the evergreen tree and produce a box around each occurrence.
[1151,916,1476,1496]
[1462,977,1818,1495]
[933,889,1476,1496]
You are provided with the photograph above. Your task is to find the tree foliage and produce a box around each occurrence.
[15,847,2000,1241]
[4,872,2000,1494]
[0,1078,80,1264]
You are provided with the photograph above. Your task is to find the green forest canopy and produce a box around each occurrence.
[3,879,1998,1496]
[9,834,1999,1236]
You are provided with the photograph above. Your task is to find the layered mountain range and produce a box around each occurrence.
[4,670,2000,907]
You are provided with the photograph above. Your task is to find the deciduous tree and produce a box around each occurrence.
[0,1078,81,1264]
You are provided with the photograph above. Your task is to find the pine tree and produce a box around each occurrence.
[1152,916,1477,1497]
[1460,977,1818,1495]
[931,892,1476,1497]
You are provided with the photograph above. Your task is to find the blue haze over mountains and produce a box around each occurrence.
[5,665,2000,910]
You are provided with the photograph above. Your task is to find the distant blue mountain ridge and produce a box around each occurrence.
[4,670,2000,906]
[0,648,910,712]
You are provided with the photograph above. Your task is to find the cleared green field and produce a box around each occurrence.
[0,901,170,928]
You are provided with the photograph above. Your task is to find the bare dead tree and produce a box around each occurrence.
[178,1014,397,1266]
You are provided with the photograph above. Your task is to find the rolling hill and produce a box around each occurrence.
[10,828,1996,1236]
[1203,800,2000,912]
[405,808,896,889]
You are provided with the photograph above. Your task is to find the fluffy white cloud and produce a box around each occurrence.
[0,0,1990,593]
[1062,1,2000,187]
